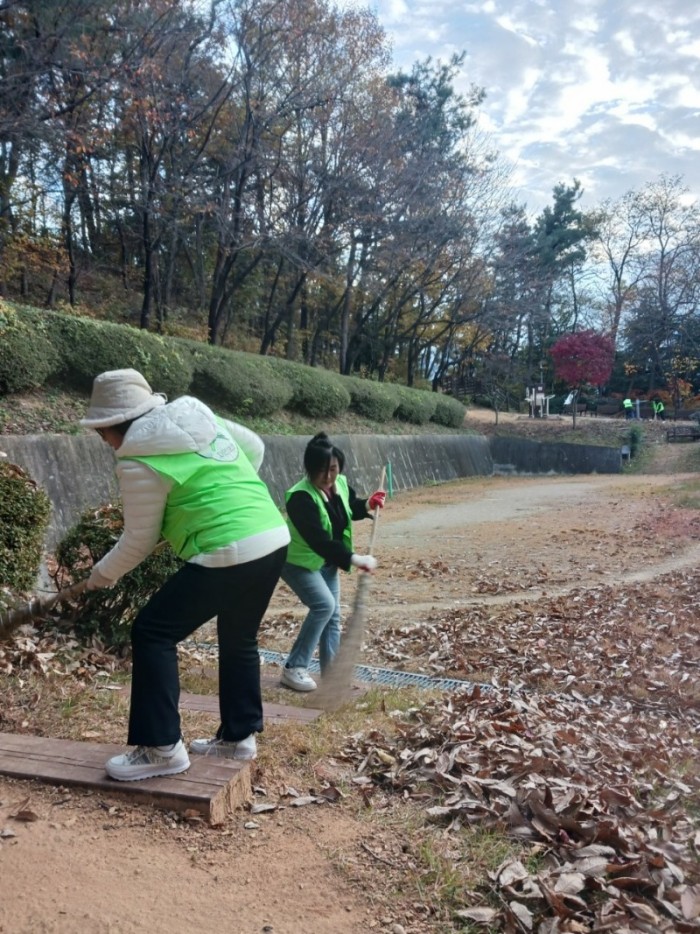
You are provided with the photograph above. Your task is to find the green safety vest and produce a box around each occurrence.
[127,421,285,560]
[623,399,633,409]
[285,474,353,571]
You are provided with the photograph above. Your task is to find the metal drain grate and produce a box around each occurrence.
[185,641,486,692]
[257,648,482,693]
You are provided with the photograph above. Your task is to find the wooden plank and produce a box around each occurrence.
[195,665,367,698]
[180,690,321,723]
[115,686,322,723]
[0,732,251,824]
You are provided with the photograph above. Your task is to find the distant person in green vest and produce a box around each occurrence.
[279,432,385,692]
[653,398,665,420]
[81,368,290,780]
[623,397,634,419]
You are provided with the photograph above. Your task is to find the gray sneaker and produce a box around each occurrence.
[189,735,257,760]
[105,740,190,782]
[280,666,317,692]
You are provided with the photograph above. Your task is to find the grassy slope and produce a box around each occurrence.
[0,386,466,438]
[0,385,672,448]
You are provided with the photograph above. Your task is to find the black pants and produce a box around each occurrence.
[127,546,287,746]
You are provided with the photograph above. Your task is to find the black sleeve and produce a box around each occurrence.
[348,485,372,521]
[286,490,354,570]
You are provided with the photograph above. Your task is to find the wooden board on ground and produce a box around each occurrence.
[191,665,367,698]
[180,689,322,723]
[115,685,322,722]
[0,732,250,824]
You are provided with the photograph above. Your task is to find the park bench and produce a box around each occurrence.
[594,402,620,417]
[666,424,700,443]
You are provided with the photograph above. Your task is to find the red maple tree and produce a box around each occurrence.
[550,330,615,390]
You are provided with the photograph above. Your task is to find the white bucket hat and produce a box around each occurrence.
[80,368,166,428]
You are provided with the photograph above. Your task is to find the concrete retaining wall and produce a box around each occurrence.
[1,431,621,553]
[0,433,494,549]
[489,436,622,475]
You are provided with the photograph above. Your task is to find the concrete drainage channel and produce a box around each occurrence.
[187,640,480,692]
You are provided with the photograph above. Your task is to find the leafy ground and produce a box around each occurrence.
[1,403,699,932]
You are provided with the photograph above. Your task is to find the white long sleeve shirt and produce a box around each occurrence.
[93,398,288,583]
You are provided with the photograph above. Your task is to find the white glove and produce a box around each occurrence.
[86,568,116,591]
[351,554,377,572]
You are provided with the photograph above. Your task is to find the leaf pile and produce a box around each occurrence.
[367,569,700,713]
[0,624,121,679]
[342,685,700,931]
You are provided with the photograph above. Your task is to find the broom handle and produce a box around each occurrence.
[22,578,89,619]
[42,578,89,609]
[367,466,387,557]
[0,579,89,641]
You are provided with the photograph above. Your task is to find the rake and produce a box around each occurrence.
[313,467,386,711]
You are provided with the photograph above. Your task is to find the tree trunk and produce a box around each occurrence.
[339,239,358,374]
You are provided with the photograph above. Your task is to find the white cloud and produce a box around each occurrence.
[339,0,700,212]
[613,30,636,55]
[383,0,410,22]
[677,37,700,56]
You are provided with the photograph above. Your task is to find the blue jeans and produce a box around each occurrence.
[281,563,340,673]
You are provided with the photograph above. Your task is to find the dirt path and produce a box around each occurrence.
[2,453,699,934]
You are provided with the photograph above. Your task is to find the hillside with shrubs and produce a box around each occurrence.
[0,300,467,437]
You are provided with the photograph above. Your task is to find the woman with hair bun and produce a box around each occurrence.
[279,432,385,692]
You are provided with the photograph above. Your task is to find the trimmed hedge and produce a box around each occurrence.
[0,301,58,394]
[183,342,294,417]
[2,303,470,434]
[54,504,182,649]
[0,462,51,602]
[431,394,467,428]
[345,376,399,421]
[26,309,193,399]
[394,385,439,424]
[267,358,351,419]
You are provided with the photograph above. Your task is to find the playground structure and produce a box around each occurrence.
[525,384,555,418]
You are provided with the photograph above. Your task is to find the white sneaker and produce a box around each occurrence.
[105,740,190,782]
[189,735,257,760]
[280,666,317,692]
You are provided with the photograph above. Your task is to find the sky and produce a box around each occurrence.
[341,0,700,215]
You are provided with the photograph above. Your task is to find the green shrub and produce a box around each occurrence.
[344,376,398,421]
[184,342,293,417]
[547,395,567,415]
[0,462,51,605]
[472,395,493,409]
[0,301,59,395]
[431,394,466,428]
[629,423,642,458]
[268,358,351,419]
[26,309,193,399]
[53,504,182,649]
[394,385,439,425]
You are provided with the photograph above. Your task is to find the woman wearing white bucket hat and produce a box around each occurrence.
[81,368,290,781]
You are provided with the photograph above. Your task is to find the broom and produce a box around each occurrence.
[0,579,88,642]
[313,467,386,711]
